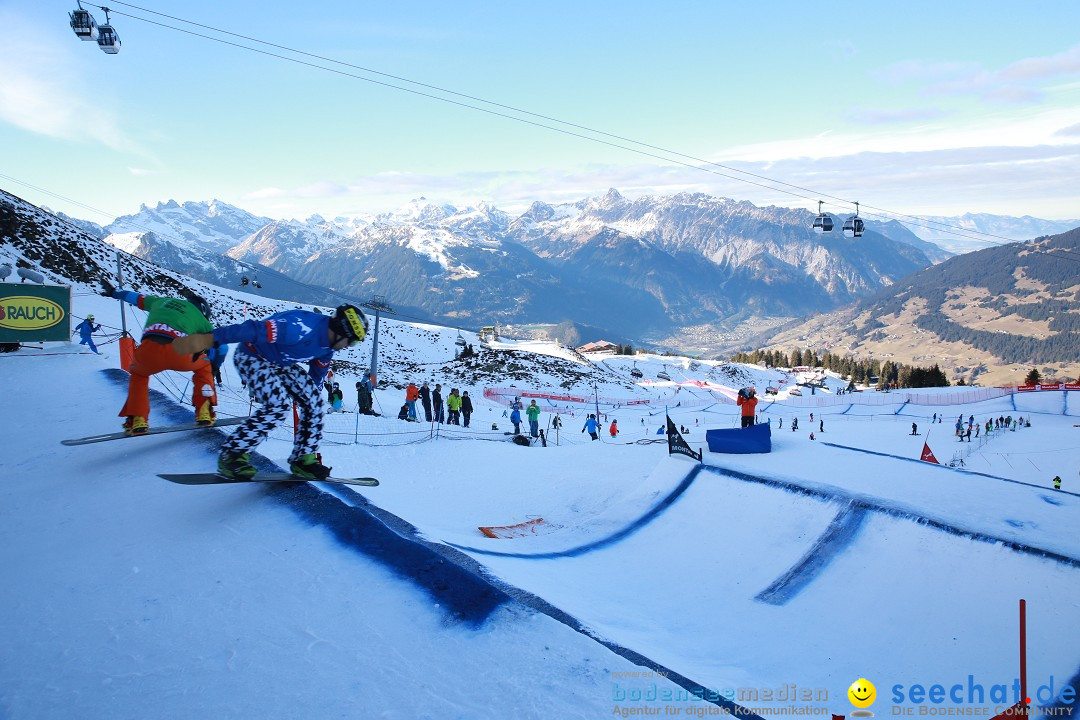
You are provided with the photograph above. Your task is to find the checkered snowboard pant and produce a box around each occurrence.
[222,352,324,465]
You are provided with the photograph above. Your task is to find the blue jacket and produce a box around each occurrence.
[583,417,599,433]
[75,319,100,339]
[212,310,334,384]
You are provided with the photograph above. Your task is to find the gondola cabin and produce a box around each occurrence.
[97,23,120,54]
[630,367,643,379]
[842,215,864,237]
[812,201,834,233]
[69,6,99,40]
[842,201,863,238]
[813,213,834,232]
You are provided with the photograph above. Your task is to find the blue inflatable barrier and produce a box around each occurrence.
[706,422,772,454]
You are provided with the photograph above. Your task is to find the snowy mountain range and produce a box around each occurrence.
[902,212,1080,255]
[65,190,940,342]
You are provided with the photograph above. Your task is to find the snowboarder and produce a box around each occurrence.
[526,399,541,438]
[1053,476,1062,491]
[172,304,368,480]
[609,419,619,437]
[737,387,758,428]
[74,314,102,354]
[791,417,798,432]
[911,422,918,435]
[100,281,220,434]
[582,414,599,441]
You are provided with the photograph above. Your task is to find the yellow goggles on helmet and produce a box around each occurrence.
[342,308,367,345]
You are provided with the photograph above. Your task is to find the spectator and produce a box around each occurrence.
[526,399,541,438]
[397,403,409,421]
[74,314,102,354]
[405,382,419,421]
[582,414,599,441]
[356,376,374,415]
[461,390,473,428]
[328,382,344,413]
[509,396,523,435]
[609,419,619,437]
[419,381,432,422]
[737,387,758,428]
[432,384,445,424]
[446,388,462,425]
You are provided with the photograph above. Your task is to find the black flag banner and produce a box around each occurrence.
[666,416,702,462]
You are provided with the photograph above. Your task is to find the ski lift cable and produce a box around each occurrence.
[76,3,1058,250]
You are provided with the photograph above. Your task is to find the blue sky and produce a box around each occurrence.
[3,1,1079,222]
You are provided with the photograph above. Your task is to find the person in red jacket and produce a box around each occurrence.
[609,419,619,437]
[737,387,758,428]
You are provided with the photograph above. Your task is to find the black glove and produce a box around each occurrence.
[99,278,116,297]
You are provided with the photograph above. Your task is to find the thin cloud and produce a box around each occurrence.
[875,42,1080,106]
[846,107,949,125]
[1056,121,1080,137]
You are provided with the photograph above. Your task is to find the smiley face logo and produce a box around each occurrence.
[848,678,876,708]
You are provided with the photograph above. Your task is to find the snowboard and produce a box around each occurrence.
[158,472,379,487]
[62,417,247,446]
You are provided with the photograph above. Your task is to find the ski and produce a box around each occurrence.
[61,417,247,446]
[158,472,379,487]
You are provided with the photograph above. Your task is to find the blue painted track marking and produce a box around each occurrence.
[755,501,869,605]
[448,465,702,559]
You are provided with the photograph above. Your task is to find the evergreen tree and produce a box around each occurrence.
[1024,368,1041,385]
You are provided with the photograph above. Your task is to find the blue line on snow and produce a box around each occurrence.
[819,441,1080,498]
[840,404,854,415]
[894,400,909,415]
[701,464,1080,568]
[755,501,869,605]
[448,465,702,559]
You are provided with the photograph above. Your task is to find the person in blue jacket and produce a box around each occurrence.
[582,414,599,441]
[509,396,523,435]
[173,304,368,480]
[74,314,102,354]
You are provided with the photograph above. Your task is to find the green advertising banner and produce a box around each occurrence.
[0,284,72,343]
